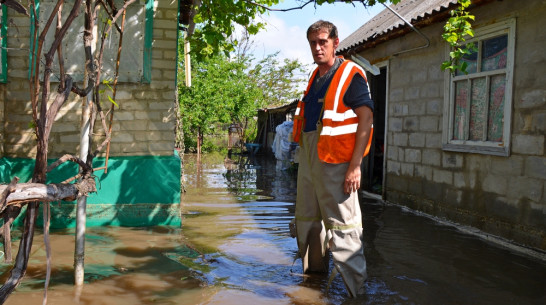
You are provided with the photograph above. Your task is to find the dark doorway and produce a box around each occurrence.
[362,67,387,195]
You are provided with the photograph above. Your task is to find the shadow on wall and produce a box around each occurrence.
[0,155,182,228]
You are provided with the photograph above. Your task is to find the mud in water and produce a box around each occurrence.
[1,152,545,305]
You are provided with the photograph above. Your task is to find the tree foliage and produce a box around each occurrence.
[187,0,274,59]
[178,54,262,152]
[441,0,476,74]
[178,48,307,152]
[248,52,308,107]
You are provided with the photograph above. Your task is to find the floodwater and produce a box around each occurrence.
[1,152,546,305]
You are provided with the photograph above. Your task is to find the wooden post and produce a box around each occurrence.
[75,10,96,283]
[75,83,92,286]
[184,30,191,87]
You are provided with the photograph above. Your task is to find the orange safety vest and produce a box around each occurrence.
[292,60,373,164]
[291,67,317,143]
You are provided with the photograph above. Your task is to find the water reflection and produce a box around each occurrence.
[183,153,546,305]
[1,152,545,305]
[181,153,336,304]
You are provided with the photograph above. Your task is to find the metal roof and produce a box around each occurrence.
[338,0,458,53]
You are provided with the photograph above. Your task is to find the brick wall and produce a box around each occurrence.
[1,0,178,158]
[358,0,545,250]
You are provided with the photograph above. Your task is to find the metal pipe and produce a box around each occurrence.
[351,54,380,75]
[382,3,430,55]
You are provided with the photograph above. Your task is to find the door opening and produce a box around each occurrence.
[362,67,387,195]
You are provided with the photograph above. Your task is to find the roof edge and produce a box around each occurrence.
[338,0,495,56]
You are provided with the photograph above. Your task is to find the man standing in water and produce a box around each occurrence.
[292,20,374,297]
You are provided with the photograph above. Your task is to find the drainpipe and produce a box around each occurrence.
[351,54,380,75]
[351,4,431,75]
[382,3,430,55]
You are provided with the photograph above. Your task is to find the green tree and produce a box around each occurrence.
[178,48,307,153]
[178,54,263,153]
[248,52,308,107]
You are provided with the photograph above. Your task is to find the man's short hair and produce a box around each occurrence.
[307,20,338,40]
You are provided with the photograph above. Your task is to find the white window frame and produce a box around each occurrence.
[442,18,516,156]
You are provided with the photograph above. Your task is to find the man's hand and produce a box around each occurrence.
[344,163,362,194]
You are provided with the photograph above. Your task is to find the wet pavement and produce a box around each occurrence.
[1,152,545,304]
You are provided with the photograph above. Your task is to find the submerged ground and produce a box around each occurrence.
[1,153,545,304]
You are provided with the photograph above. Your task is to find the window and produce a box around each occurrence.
[30,0,153,83]
[0,5,7,83]
[443,19,515,156]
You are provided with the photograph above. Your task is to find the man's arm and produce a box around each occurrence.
[344,105,373,194]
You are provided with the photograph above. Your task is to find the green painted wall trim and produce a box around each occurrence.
[0,155,182,228]
[142,0,154,83]
[0,5,7,83]
[1,155,181,204]
[10,202,181,228]
[28,0,40,79]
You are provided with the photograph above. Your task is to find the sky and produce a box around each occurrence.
[250,1,385,69]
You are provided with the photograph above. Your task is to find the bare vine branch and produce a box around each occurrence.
[97,0,123,33]
[242,0,314,11]
[0,177,19,213]
[0,0,28,15]
[0,179,96,210]
[46,154,92,173]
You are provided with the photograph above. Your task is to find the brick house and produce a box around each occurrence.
[338,0,545,252]
[0,1,183,227]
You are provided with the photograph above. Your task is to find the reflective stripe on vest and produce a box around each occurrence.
[317,60,373,163]
[321,123,358,136]
[329,61,360,119]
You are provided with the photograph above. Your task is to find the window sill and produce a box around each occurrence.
[442,143,510,157]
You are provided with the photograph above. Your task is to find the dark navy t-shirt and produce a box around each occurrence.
[302,58,374,132]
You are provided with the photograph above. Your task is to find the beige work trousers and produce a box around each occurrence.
[295,130,367,297]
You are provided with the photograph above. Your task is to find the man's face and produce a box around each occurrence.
[307,30,339,66]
